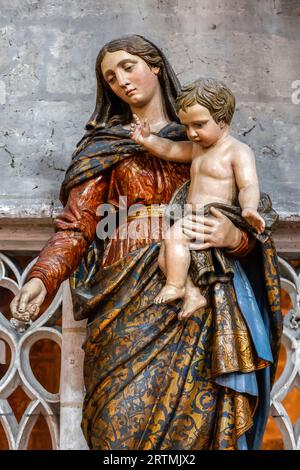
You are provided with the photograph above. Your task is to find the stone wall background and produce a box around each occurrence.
[0,0,299,219]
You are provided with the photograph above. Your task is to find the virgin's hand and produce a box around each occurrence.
[182,206,242,251]
[10,278,47,322]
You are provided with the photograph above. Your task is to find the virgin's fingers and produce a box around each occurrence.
[10,294,20,313]
[182,226,214,239]
[184,214,216,226]
[189,242,212,251]
[209,206,225,219]
[35,292,46,309]
[18,292,30,313]
[28,304,37,314]
[20,312,31,322]
[182,223,213,235]
[13,310,30,322]
[184,213,205,223]
[182,217,208,227]
[182,228,204,240]
[31,307,40,320]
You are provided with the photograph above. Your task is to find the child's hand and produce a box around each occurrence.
[242,208,265,234]
[129,114,151,145]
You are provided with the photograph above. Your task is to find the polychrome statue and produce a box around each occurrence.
[10,35,282,450]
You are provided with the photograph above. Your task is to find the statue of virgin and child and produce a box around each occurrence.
[10,35,282,450]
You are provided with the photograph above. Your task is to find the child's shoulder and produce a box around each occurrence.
[229,136,251,151]
[229,137,254,160]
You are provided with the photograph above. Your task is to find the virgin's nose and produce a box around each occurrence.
[116,69,130,88]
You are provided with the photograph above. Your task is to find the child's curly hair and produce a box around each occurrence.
[176,78,236,125]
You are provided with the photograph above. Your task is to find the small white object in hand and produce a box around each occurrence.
[10,317,32,333]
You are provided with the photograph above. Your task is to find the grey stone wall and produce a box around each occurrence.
[0,0,299,219]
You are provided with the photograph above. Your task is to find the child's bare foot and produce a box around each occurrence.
[154,284,185,304]
[178,293,207,321]
[242,208,265,234]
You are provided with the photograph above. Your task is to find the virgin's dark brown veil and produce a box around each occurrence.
[85,34,181,130]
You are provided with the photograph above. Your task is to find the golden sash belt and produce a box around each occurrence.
[127,204,167,222]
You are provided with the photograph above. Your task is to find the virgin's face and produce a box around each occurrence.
[101,50,161,108]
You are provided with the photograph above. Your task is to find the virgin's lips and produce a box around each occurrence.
[125,88,136,96]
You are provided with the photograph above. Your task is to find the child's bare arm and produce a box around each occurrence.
[233,145,260,210]
[233,145,265,233]
[130,114,194,163]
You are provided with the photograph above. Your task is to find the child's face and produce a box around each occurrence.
[178,103,225,148]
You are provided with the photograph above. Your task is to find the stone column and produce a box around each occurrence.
[60,281,88,450]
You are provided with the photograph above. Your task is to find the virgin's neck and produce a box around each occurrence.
[130,88,170,132]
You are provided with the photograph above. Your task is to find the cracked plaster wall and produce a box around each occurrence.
[0,0,299,219]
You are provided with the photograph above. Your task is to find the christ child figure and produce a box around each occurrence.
[130,78,265,320]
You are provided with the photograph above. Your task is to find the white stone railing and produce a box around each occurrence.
[271,257,300,450]
[0,252,299,449]
[0,253,87,449]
